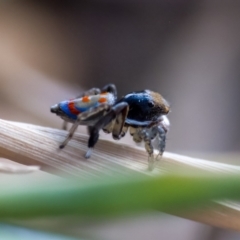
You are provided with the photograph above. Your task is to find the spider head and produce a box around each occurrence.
[148,90,170,115]
[121,90,170,124]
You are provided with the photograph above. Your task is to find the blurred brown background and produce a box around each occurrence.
[0,1,240,239]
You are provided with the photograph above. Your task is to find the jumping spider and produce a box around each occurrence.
[51,84,170,170]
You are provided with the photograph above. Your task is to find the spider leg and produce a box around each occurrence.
[62,121,68,131]
[102,121,114,133]
[75,83,117,101]
[136,129,155,171]
[59,104,110,149]
[156,126,167,160]
[120,125,129,138]
[87,126,93,135]
[112,103,129,139]
[99,85,117,135]
[102,120,128,137]
[86,102,129,158]
[130,127,142,143]
[101,84,117,99]
[75,87,101,99]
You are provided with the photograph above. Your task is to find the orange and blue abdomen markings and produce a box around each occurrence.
[59,101,78,120]
[58,94,108,120]
[82,96,90,103]
[98,97,107,103]
[59,100,90,120]
[59,99,98,120]
[68,101,81,115]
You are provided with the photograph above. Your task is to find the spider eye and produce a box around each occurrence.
[148,101,154,108]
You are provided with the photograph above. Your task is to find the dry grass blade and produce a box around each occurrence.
[0,119,167,177]
[0,118,240,230]
[1,119,240,177]
[0,158,40,173]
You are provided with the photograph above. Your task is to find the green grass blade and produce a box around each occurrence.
[0,173,240,219]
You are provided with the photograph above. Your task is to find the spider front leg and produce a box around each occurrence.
[86,102,129,158]
[156,126,167,160]
[145,144,155,171]
[136,128,155,171]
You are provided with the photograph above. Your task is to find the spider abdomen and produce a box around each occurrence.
[51,92,115,121]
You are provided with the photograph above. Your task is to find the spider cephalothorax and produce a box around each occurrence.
[51,84,170,170]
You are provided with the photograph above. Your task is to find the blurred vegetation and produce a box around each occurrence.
[0,171,240,238]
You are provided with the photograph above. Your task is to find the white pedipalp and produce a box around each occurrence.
[161,115,170,132]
